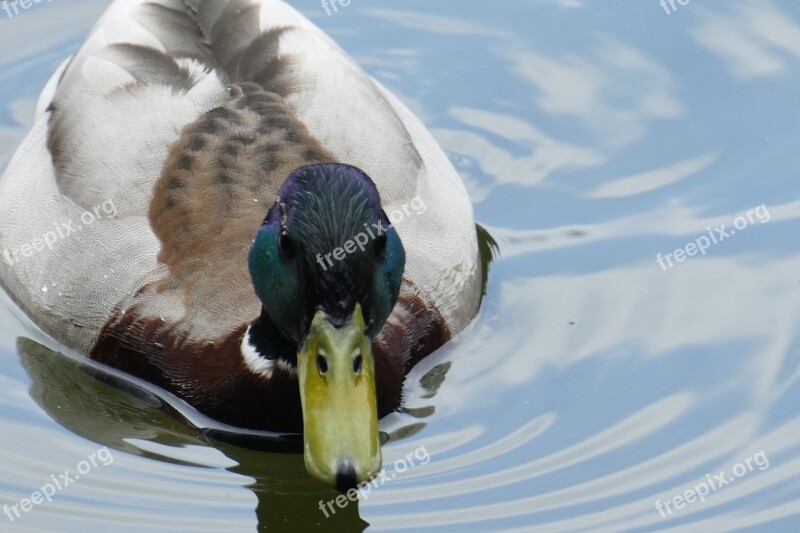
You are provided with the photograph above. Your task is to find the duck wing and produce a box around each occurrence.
[0,0,481,356]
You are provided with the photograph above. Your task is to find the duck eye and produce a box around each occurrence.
[317,354,328,375]
[374,233,387,262]
[353,353,362,374]
[278,230,296,259]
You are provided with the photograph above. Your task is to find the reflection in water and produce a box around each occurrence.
[15,334,467,531]
[691,1,800,80]
[17,337,366,531]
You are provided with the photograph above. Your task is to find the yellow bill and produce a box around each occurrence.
[297,304,381,491]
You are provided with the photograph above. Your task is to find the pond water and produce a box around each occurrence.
[2,0,800,531]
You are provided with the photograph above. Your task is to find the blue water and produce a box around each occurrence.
[2,0,800,531]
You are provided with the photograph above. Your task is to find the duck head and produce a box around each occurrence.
[248,164,405,490]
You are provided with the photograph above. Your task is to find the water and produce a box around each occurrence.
[2,0,800,531]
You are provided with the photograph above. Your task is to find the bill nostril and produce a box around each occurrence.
[317,354,328,374]
[335,460,358,493]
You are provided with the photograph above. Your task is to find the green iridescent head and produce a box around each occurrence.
[248,163,405,490]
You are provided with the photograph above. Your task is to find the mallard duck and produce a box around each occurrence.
[0,0,481,490]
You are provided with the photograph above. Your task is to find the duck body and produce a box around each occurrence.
[0,0,481,486]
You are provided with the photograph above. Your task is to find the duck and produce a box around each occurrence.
[0,0,482,491]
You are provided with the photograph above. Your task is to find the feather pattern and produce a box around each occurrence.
[0,0,481,377]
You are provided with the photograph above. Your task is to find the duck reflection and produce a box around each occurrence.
[16,336,370,531]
